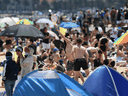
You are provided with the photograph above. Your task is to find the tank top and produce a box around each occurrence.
[125,12,128,19]
[117,12,121,20]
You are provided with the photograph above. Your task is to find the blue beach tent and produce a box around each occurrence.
[83,65,128,96]
[13,70,92,96]
[57,72,93,96]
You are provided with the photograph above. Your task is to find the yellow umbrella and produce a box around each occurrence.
[16,19,33,25]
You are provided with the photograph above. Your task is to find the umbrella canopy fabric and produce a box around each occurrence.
[60,22,80,29]
[16,19,33,25]
[83,65,128,96]
[36,18,54,28]
[0,23,5,28]
[13,70,92,96]
[47,30,59,40]
[0,24,44,38]
[0,17,19,26]
[114,30,128,45]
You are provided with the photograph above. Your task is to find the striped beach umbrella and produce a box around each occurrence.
[114,30,128,45]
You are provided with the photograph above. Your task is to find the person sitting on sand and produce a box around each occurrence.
[53,48,60,64]
[43,55,57,71]
[116,45,127,64]
[108,60,117,70]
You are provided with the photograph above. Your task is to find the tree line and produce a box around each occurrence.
[0,0,126,11]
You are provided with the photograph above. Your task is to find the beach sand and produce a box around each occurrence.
[0,55,127,92]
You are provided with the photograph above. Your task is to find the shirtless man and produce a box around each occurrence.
[56,26,74,76]
[91,27,100,37]
[53,48,60,63]
[72,38,89,83]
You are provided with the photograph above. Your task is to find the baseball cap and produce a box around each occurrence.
[53,48,59,52]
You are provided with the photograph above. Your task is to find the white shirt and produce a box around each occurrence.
[108,39,114,48]
[110,27,118,39]
[98,27,103,33]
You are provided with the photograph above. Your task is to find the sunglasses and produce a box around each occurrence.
[16,50,20,52]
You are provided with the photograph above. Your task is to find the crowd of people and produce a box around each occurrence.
[0,4,128,96]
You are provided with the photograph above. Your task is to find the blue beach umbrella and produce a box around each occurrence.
[60,22,80,29]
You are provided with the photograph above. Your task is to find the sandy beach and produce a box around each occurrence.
[0,55,127,93]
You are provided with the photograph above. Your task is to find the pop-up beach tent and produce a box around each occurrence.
[13,70,92,96]
[83,65,128,96]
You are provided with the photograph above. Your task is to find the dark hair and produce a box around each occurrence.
[77,32,79,38]
[40,29,43,32]
[28,45,34,50]
[59,35,61,39]
[82,41,88,46]
[50,52,53,54]
[104,59,109,65]
[43,27,47,33]
[96,34,102,41]
[76,38,82,44]
[110,61,115,67]
[112,7,115,9]
[59,48,64,54]
[94,59,102,67]
[6,52,12,56]
[30,39,34,43]
[118,45,123,50]
[65,33,69,37]
[95,27,98,31]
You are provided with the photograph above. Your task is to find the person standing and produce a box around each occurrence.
[110,24,118,42]
[2,52,19,96]
[110,7,117,25]
[104,9,110,27]
[15,46,23,86]
[87,10,92,25]
[124,9,128,26]
[41,27,51,53]
[72,38,89,83]
[94,10,100,26]
[29,39,37,55]
[117,9,122,26]
[82,21,89,41]
[20,45,34,78]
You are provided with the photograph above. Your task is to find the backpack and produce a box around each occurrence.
[111,11,116,18]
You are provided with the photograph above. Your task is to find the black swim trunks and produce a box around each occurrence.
[67,61,74,71]
[74,58,88,71]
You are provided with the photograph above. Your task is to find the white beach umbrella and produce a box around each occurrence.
[36,18,54,28]
[0,17,19,26]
